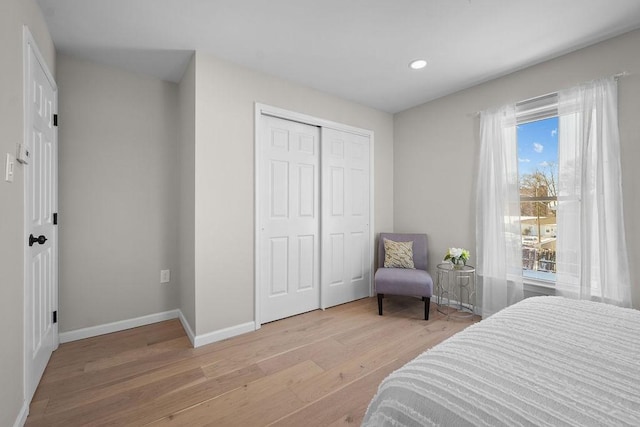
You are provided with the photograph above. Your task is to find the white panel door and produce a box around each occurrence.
[259,115,320,323]
[25,36,58,402]
[321,128,371,308]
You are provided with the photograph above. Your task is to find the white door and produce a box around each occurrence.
[321,128,371,308]
[259,115,320,323]
[24,32,58,402]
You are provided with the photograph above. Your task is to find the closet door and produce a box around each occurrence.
[321,128,371,308]
[259,115,321,323]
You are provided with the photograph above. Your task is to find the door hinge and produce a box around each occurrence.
[53,114,58,127]
[53,310,57,324]
[53,212,58,225]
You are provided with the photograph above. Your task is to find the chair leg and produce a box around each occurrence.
[423,297,431,320]
[377,294,384,316]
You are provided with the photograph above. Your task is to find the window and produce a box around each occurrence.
[516,96,558,283]
[478,78,631,311]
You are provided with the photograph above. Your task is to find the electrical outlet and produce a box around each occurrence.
[160,269,170,283]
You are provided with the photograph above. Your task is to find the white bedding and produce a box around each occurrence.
[362,296,640,426]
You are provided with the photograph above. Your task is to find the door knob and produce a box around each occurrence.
[29,234,48,247]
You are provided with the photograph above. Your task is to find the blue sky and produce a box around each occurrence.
[517,116,558,177]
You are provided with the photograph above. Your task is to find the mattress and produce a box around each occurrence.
[362,296,640,426]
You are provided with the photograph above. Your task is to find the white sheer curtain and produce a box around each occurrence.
[556,77,632,307]
[476,105,524,317]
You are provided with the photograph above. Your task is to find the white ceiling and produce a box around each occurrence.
[37,0,640,113]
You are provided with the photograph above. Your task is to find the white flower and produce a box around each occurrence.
[449,247,463,258]
[444,247,470,264]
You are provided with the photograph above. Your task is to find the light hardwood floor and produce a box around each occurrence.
[26,296,479,426]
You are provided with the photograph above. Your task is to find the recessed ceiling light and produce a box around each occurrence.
[409,59,427,70]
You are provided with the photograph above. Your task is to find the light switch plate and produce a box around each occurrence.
[5,153,15,183]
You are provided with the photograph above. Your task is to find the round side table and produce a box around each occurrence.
[436,263,476,319]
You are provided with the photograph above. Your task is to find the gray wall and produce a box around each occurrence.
[57,55,181,332]
[178,55,196,330]
[0,0,55,424]
[192,52,395,335]
[394,29,640,308]
[54,49,394,341]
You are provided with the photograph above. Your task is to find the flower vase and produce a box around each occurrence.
[452,260,465,270]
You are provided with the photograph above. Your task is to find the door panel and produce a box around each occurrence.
[299,165,314,216]
[269,237,289,296]
[322,128,371,308]
[298,235,315,289]
[25,37,58,402]
[330,167,344,215]
[329,233,344,285]
[351,231,365,281]
[260,116,320,323]
[270,160,289,217]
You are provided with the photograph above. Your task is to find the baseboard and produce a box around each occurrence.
[193,321,256,348]
[177,310,196,347]
[57,309,256,349]
[13,400,28,427]
[58,309,181,343]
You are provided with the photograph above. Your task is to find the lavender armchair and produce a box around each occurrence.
[375,233,433,320]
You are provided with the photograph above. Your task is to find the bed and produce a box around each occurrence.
[362,296,640,426]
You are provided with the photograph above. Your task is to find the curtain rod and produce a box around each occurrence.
[470,71,630,117]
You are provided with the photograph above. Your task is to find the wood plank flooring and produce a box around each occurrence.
[26,296,479,426]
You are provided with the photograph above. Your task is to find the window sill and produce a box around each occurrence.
[523,278,556,296]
